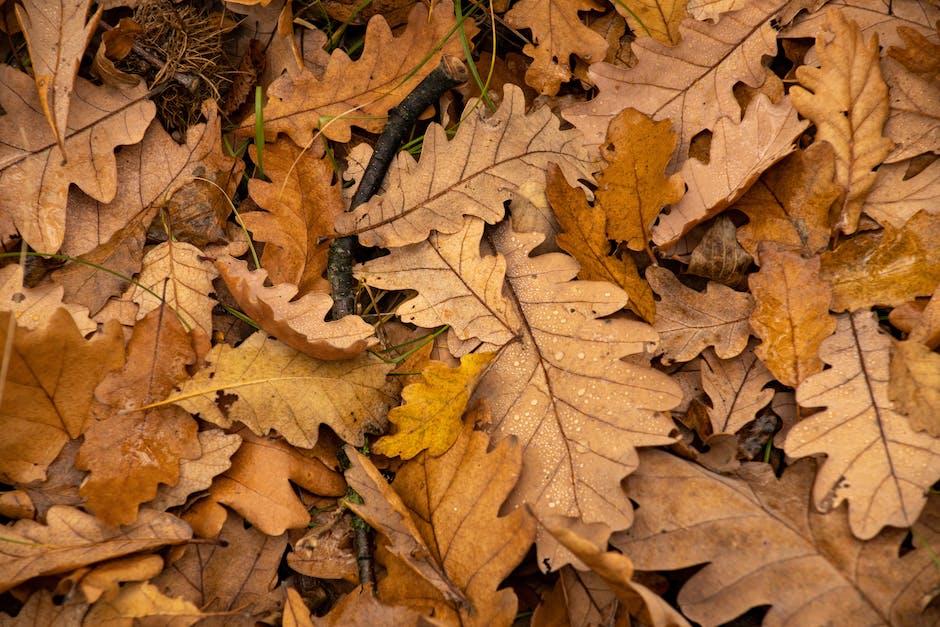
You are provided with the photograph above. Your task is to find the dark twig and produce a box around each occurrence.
[328,55,469,320]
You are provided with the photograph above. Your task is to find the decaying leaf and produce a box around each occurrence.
[786,311,940,538]
[749,245,836,387]
[702,345,774,435]
[164,331,394,448]
[337,85,595,248]
[789,9,894,235]
[647,266,754,364]
[216,255,376,360]
[616,450,940,625]
[889,339,940,437]
[82,582,203,627]
[373,352,495,459]
[76,554,165,603]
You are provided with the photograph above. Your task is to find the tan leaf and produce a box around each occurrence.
[0,590,86,625]
[216,255,375,360]
[150,429,242,511]
[504,0,609,95]
[786,311,940,538]
[749,245,837,387]
[312,585,422,626]
[0,506,191,594]
[820,211,940,311]
[546,163,657,323]
[244,1,470,144]
[909,282,940,349]
[283,587,315,627]
[862,157,940,229]
[595,109,684,253]
[0,264,95,335]
[616,450,940,625]
[0,66,154,252]
[531,567,622,626]
[889,339,940,437]
[614,0,686,45]
[15,0,102,158]
[337,84,595,248]
[151,514,286,621]
[348,420,536,626]
[686,216,752,288]
[789,9,894,235]
[83,582,202,626]
[888,21,940,79]
[243,138,343,294]
[647,266,754,364]
[651,94,807,246]
[164,332,394,448]
[77,554,164,603]
[734,142,840,259]
[701,346,774,435]
[563,0,786,163]
[0,309,124,484]
[185,428,345,537]
[18,440,83,518]
[882,55,940,164]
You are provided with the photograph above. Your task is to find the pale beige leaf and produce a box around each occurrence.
[790,9,894,235]
[0,67,154,252]
[882,56,940,163]
[563,0,786,163]
[0,506,191,593]
[0,264,95,335]
[216,255,376,360]
[890,339,940,437]
[15,0,102,158]
[786,311,940,538]
[863,157,940,228]
[647,266,754,364]
[166,332,394,448]
[337,84,595,248]
[651,94,807,246]
[616,450,940,625]
[702,346,774,435]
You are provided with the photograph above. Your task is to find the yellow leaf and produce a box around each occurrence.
[374,352,495,459]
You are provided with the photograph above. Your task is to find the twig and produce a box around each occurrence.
[98,20,200,91]
[328,55,469,320]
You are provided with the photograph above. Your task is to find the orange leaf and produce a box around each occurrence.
[83,582,203,626]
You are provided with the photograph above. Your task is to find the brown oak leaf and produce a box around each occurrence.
[862,157,940,229]
[889,339,940,437]
[83,582,203,626]
[701,345,774,435]
[615,0,686,45]
[149,429,242,512]
[0,264,95,335]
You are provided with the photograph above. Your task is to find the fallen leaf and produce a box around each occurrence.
[531,566,622,626]
[889,339,940,437]
[312,585,421,626]
[77,554,164,603]
[651,94,807,247]
[0,66,154,252]
[216,255,376,360]
[786,310,940,538]
[616,450,940,625]
[881,55,940,164]
[647,266,754,364]
[165,332,394,448]
[701,345,774,435]
[283,587,315,627]
[748,245,837,387]
[0,309,124,484]
[888,21,940,79]
[0,506,191,593]
[0,263,95,335]
[615,0,686,45]
[83,582,203,627]
[789,9,894,235]
[504,0,609,95]
[243,138,344,294]
[686,216,752,288]
[862,157,940,229]
[150,429,242,511]
[0,590,87,625]
[373,352,494,459]
[287,508,357,582]
[336,84,595,248]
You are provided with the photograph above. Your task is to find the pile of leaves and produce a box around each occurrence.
[0,0,938,624]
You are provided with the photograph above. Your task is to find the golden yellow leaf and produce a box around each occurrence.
[615,0,686,45]
[789,9,894,235]
[786,311,940,538]
[84,582,202,626]
[374,352,495,459]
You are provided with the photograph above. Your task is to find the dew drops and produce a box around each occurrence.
[554,351,565,360]
[547,502,556,509]
[530,399,538,406]
[576,352,585,359]
[577,388,586,396]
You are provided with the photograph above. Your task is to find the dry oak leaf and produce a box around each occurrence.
[245,1,471,144]
[0,263,96,335]
[0,590,86,626]
[14,0,103,158]
[504,0,609,96]
[546,162,657,323]
[373,352,495,459]
[150,429,242,511]
[243,138,344,294]
[889,20,940,79]
[183,428,345,537]
[83,582,202,627]
[646,266,754,365]
[165,332,394,449]
[862,156,940,229]
[614,0,686,45]
[544,519,691,627]
[0,309,124,485]
[0,66,154,252]
[76,554,164,603]
[288,507,358,583]
[616,450,940,625]
[789,9,894,235]
[348,421,536,626]
[889,339,940,437]
[151,514,286,622]
[748,245,837,388]
[531,566,623,626]
[312,585,422,627]
[882,54,940,164]
[0,506,191,594]
[786,310,940,539]
[595,108,685,253]
[216,255,375,360]
[734,141,840,260]
[651,94,808,247]
[336,84,596,248]
[702,345,774,435]
[562,0,787,163]
[820,210,940,311]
